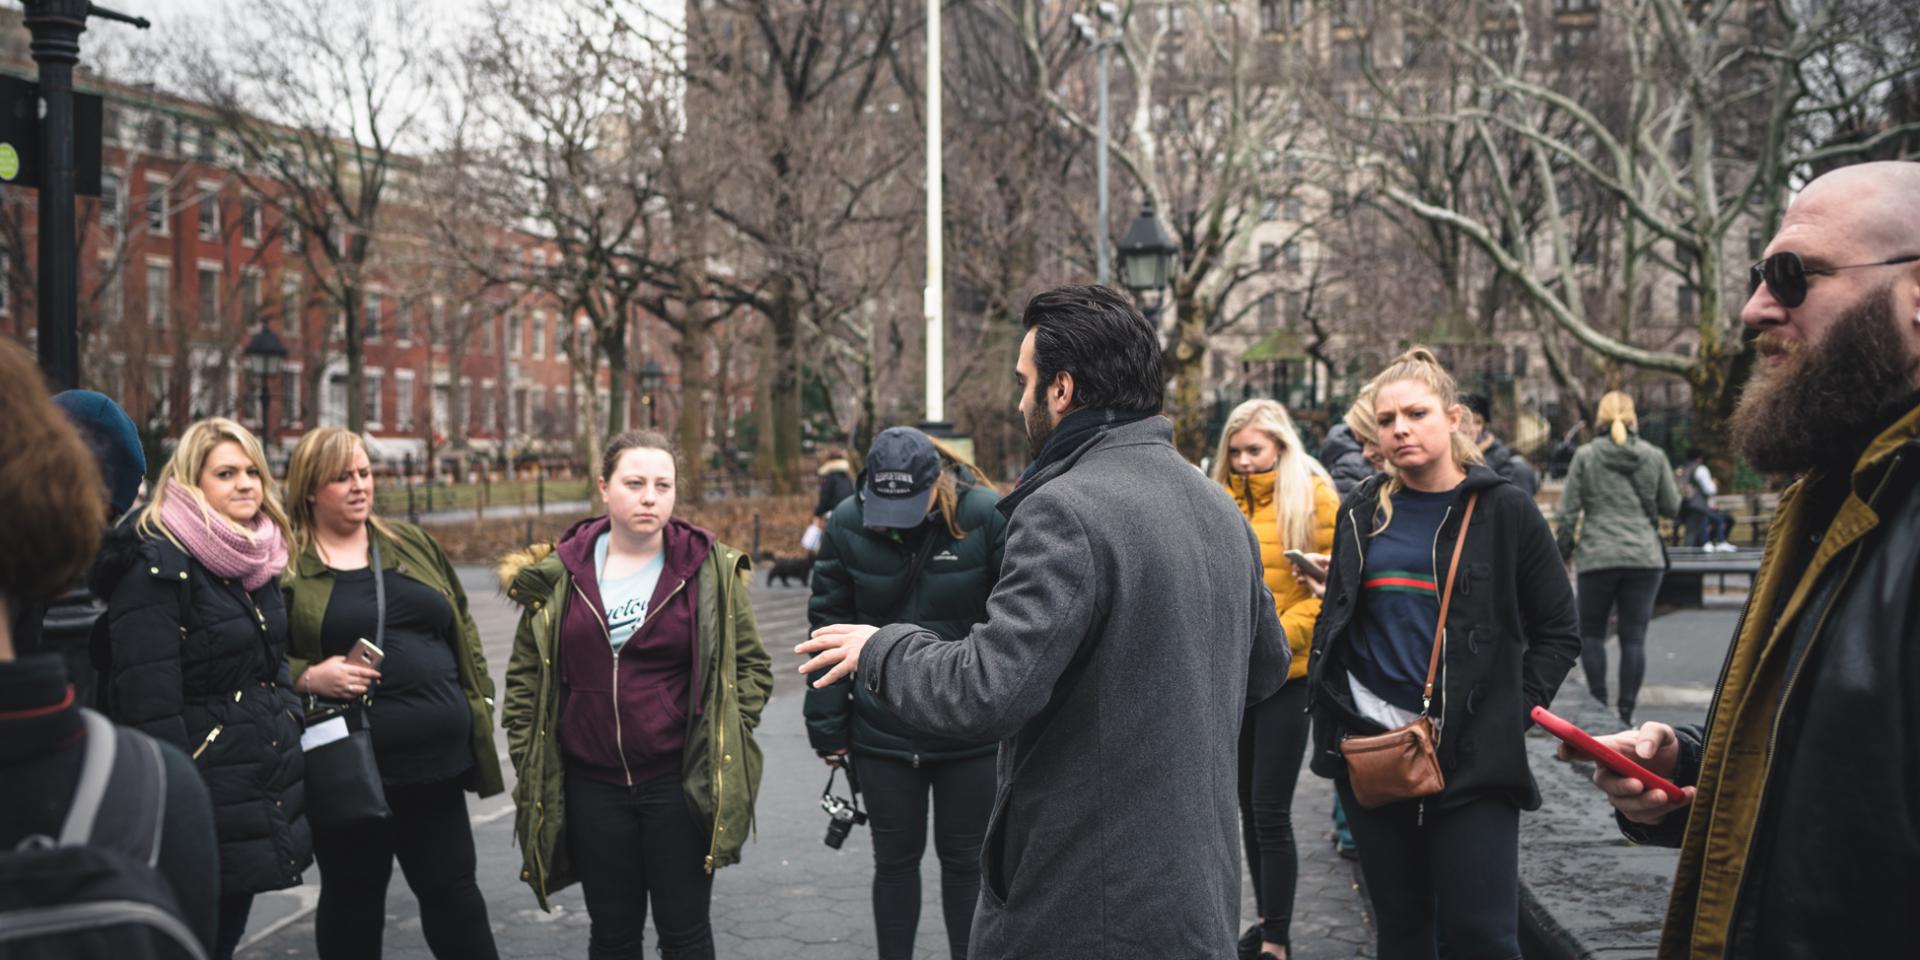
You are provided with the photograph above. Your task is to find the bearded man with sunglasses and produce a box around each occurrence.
[1567,160,1920,959]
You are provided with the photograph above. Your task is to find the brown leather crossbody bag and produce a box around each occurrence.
[1340,492,1478,810]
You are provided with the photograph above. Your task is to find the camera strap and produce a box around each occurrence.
[823,759,865,817]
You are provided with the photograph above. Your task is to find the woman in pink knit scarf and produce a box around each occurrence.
[97,417,312,960]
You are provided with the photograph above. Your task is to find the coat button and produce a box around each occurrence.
[723,754,731,762]
[178,572,189,580]
[521,869,530,881]
[149,566,160,574]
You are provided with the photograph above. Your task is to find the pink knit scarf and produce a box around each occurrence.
[158,478,289,591]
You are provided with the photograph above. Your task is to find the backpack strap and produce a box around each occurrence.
[59,709,166,867]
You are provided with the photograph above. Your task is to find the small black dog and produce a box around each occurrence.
[761,551,815,588]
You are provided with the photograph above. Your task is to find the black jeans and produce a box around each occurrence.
[213,892,251,960]
[312,777,498,960]
[858,753,996,960]
[566,766,715,960]
[1577,568,1664,715]
[1237,679,1312,946]
[1336,783,1521,960]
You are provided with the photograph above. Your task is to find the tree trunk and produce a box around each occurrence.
[675,312,709,504]
[343,278,366,433]
[769,293,803,495]
[1164,293,1210,461]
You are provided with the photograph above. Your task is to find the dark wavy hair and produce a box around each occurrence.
[1021,284,1165,415]
[0,341,106,608]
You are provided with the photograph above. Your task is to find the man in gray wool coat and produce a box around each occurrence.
[799,284,1290,960]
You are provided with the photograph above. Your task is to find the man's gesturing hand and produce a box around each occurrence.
[796,624,882,688]
[1557,721,1696,824]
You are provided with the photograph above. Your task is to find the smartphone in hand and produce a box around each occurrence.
[349,638,386,670]
[1283,549,1328,582]
[1532,706,1687,801]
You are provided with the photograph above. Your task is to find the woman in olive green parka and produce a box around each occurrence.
[497,429,771,957]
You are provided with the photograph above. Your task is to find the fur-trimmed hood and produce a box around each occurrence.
[817,458,852,477]
[497,541,561,610]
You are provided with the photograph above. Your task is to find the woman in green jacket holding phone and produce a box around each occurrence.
[282,427,504,960]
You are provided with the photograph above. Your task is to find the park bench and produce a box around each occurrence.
[1659,545,1764,607]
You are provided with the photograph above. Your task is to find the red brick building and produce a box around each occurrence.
[0,48,641,475]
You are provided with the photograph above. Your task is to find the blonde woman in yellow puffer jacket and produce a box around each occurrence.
[1212,399,1338,960]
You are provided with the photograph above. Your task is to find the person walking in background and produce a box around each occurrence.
[1212,399,1338,960]
[797,284,1289,959]
[499,429,771,960]
[814,447,857,530]
[1678,448,1735,551]
[95,417,311,960]
[1319,387,1383,497]
[1460,392,1540,498]
[1305,348,1580,960]
[0,341,221,957]
[282,427,503,960]
[1554,392,1680,726]
[804,427,1007,960]
[4,389,147,708]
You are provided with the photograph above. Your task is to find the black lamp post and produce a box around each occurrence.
[1117,198,1178,323]
[23,0,148,390]
[243,322,288,435]
[637,359,665,430]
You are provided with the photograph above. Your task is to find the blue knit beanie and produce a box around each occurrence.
[52,390,147,519]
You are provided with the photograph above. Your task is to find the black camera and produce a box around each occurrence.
[821,756,867,849]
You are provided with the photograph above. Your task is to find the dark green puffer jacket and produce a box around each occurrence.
[802,470,1007,763]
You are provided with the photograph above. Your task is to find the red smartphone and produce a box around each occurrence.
[1530,706,1688,801]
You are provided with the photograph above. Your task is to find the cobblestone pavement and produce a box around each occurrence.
[238,567,1374,958]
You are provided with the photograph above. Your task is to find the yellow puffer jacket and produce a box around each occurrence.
[1223,470,1339,680]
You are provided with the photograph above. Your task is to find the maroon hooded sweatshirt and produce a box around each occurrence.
[554,514,714,786]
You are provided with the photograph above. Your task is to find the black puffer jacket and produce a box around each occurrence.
[1319,424,1377,497]
[802,469,1006,763]
[1306,466,1581,811]
[94,522,312,895]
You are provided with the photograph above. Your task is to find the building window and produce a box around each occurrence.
[145,177,168,235]
[1748,228,1765,260]
[396,370,415,430]
[1259,0,1284,33]
[1480,29,1519,61]
[1284,196,1303,221]
[142,113,168,153]
[280,273,302,330]
[282,367,302,429]
[1259,295,1278,330]
[1260,243,1279,268]
[147,360,172,424]
[430,299,445,340]
[197,187,218,239]
[1282,240,1302,273]
[284,215,303,253]
[507,314,522,356]
[100,174,123,227]
[197,265,220,328]
[364,290,383,340]
[1553,25,1595,60]
[1333,39,1367,73]
[241,270,261,324]
[531,313,546,360]
[241,196,260,244]
[1259,197,1280,222]
[146,261,169,329]
[480,380,496,433]
[1553,0,1597,11]
[366,370,384,426]
[395,300,415,343]
[1677,285,1697,323]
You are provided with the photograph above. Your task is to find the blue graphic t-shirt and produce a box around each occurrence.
[594,533,666,651]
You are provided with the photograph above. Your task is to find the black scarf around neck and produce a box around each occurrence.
[1016,407,1154,491]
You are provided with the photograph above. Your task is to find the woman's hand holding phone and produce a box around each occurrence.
[1285,551,1330,598]
[1555,719,1697,823]
[299,655,382,700]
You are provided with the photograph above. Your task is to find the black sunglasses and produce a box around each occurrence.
[1748,251,1920,309]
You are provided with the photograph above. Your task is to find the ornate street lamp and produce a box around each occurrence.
[1118,199,1178,320]
[637,359,666,430]
[242,322,288,435]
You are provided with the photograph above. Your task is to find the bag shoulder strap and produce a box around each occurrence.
[60,710,167,866]
[1421,493,1479,711]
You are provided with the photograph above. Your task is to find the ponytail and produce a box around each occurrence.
[1596,391,1638,447]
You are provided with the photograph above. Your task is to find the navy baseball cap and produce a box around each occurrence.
[860,427,941,529]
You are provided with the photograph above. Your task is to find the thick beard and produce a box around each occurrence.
[1730,285,1917,475]
[1024,398,1054,460]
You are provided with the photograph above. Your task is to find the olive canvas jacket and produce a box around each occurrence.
[282,520,505,799]
[497,537,772,910]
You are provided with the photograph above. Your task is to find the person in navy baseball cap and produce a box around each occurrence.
[860,427,943,529]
